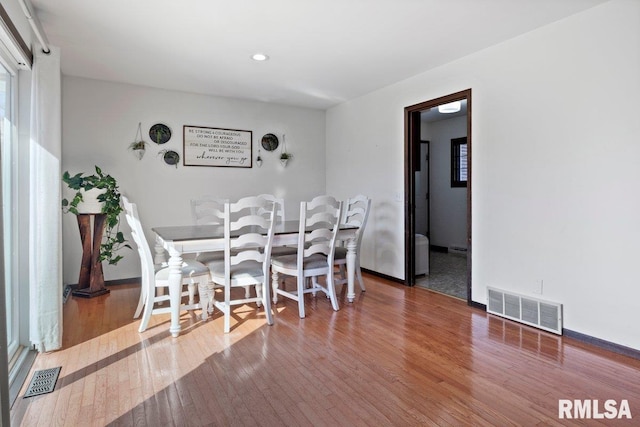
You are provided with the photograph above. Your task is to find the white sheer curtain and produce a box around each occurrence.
[29,46,62,352]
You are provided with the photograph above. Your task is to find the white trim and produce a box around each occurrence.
[0,13,30,70]
[0,39,20,75]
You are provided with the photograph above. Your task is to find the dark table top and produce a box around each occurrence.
[153,220,355,242]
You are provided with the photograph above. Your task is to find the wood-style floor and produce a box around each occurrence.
[11,274,640,426]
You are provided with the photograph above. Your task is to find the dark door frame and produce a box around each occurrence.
[404,89,472,304]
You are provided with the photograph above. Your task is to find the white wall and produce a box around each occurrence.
[326,0,640,349]
[414,142,428,236]
[62,76,326,283]
[420,115,467,249]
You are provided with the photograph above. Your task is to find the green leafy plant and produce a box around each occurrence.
[129,140,146,150]
[280,134,292,161]
[154,128,169,143]
[61,166,130,265]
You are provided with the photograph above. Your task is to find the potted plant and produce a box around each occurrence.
[158,149,180,168]
[129,122,146,160]
[62,166,129,265]
[129,140,146,160]
[279,151,292,167]
[279,133,292,166]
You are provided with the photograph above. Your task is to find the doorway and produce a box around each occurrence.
[404,89,472,304]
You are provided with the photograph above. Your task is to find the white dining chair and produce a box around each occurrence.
[256,193,297,257]
[191,195,263,301]
[189,195,228,264]
[334,195,371,292]
[190,195,228,225]
[271,195,343,319]
[205,196,276,333]
[122,196,211,332]
[255,194,285,223]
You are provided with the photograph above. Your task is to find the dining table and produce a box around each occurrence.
[152,220,359,337]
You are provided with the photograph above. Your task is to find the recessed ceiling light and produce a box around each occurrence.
[252,53,269,61]
[438,101,461,114]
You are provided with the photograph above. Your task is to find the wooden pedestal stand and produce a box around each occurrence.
[71,213,110,298]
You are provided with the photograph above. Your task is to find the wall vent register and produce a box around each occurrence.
[487,287,562,335]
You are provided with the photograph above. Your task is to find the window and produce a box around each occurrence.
[0,60,18,359]
[451,137,467,188]
[0,4,34,411]
[0,33,33,407]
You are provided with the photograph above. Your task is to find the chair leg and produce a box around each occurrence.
[223,308,230,333]
[296,273,306,319]
[272,270,280,304]
[356,267,365,291]
[326,272,340,312]
[355,260,365,291]
[133,282,146,319]
[223,284,231,333]
[261,280,273,326]
[244,285,251,299]
[138,287,156,333]
[198,281,213,320]
[255,283,263,307]
[187,282,196,306]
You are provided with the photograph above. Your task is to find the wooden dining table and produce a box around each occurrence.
[152,220,359,337]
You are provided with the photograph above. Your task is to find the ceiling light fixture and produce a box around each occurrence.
[438,101,461,114]
[252,53,269,61]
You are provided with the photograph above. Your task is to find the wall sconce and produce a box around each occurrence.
[280,134,292,167]
[129,122,146,160]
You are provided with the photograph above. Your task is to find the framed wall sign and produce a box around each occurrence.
[183,125,252,168]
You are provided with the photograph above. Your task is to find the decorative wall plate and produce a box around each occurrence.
[149,123,172,144]
[261,133,279,151]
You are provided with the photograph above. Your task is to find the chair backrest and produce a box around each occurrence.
[223,196,276,283]
[298,195,343,265]
[256,193,285,224]
[122,196,155,294]
[191,195,228,225]
[342,194,371,250]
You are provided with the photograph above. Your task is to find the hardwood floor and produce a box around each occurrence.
[11,274,640,426]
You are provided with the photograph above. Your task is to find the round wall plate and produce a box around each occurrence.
[150,123,172,144]
[261,133,279,151]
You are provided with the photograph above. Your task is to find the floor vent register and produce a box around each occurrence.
[23,367,62,398]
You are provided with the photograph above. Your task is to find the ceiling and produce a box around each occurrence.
[30,0,606,110]
[421,100,467,123]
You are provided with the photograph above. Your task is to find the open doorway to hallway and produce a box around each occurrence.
[404,89,472,303]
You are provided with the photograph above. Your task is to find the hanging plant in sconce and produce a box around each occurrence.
[279,151,292,167]
[280,134,292,167]
[149,123,172,144]
[256,149,263,167]
[129,140,146,160]
[158,149,180,168]
[129,122,146,160]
